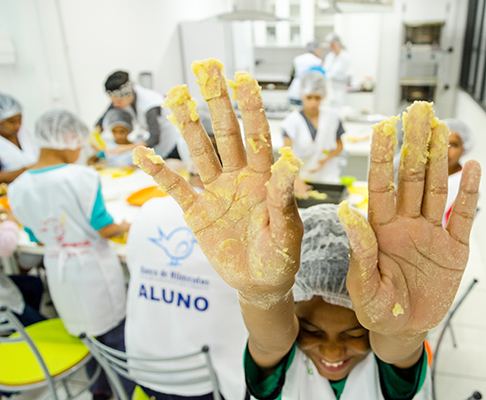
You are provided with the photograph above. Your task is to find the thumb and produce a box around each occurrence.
[338,201,380,302]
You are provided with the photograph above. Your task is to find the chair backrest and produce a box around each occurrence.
[0,306,58,400]
[80,333,222,400]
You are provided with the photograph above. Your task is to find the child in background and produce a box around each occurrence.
[8,109,133,400]
[88,108,137,168]
[133,60,480,400]
[0,207,45,326]
[442,119,475,227]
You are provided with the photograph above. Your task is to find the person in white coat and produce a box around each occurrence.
[287,40,323,106]
[8,109,134,400]
[125,138,248,400]
[323,33,352,109]
[442,119,475,228]
[0,93,39,183]
[96,71,182,159]
[281,71,345,197]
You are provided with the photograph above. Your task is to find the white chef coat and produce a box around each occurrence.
[323,50,352,108]
[127,84,181,159]
[443,169,462,228]
[8,164,126,336]
[0,127,39,172]
[281,107,342,183]
[125,195,248,400]
[287,52,324,102]
[279,347,431,400]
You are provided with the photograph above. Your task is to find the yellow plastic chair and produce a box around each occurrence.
[80,333,221,400]
[0,307,100,400]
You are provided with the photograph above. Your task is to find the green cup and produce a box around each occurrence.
[340,175,356,187]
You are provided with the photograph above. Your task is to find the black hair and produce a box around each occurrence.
[105,71,130,91]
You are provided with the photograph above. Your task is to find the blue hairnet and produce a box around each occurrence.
[293,204,352,309]
[0,93,22,123]
[443,118,475,155]
[300,71,327,98]
[103,109,133,132]
[35,109,89,150]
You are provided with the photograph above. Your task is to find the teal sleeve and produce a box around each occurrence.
[96,151,106,158]
[90,181,114,231]
[376,345,428,400]
[244,342,296,400]
[24,227,39,243]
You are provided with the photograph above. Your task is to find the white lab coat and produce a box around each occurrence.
[125,196,247,400]
[287,52,323,101]
[8,165,126,336]
[0,127,39,172]
[126,84,181,158]
[323,50,352,108]
[443,169,462,228]
[281,107,342,183]
[280,347,431,399]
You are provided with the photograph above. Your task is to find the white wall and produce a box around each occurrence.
[0,0,232,131]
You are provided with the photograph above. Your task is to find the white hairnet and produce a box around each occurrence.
[300,72,327,98]
[293,204,352,309]
[0,93,22,123]
[306,40,322,53]
[443,118,475,155]
[326,32,342,45]
[103,109,133,132]
[35,109,89,150]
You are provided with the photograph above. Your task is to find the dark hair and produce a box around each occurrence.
[105,71,130,91]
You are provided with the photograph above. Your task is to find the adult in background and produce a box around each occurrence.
[0,93,39,183]
[287,40,323,106]
[323,32,352,108]
[95,71,181,159]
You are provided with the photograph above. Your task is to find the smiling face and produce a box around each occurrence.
[295,296,370,381]
[448,131,464,175]
[0,113,22,139]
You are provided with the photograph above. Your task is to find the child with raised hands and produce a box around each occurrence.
[132,59,481,400]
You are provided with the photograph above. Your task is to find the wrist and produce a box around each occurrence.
[238,281,294,310]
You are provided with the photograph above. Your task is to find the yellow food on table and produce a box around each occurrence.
[296,190,328,200]
[110,231,128,245]
[98,167,135,178]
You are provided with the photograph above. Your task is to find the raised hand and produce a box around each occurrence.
[133,59,303,297]
[338,102,481,338]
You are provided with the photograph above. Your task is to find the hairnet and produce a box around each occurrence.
[103,109,133,132]
[300,71,327,98]
[293,204,352,309]
[35,109,89,150]
[306,40,322,53]
[326,32,342,45]
[0,93,22,123]
[443,118,475,155]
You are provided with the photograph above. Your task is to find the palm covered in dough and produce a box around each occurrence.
[134,60,303,293]
[340,103,480,337]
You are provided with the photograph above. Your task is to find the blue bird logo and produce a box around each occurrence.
[148,226,197,266]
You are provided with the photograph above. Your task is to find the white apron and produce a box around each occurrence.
[288,52,323,101]
[0,127,39,171]
[443,169,462,228]
[323,50,352,109]
[281,348,431,400]
[281,108,341,183]
[125,196,247,400]
[129,85,181,158]
[8,164,126,336]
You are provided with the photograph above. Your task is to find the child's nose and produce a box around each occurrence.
[319,343,345,362]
